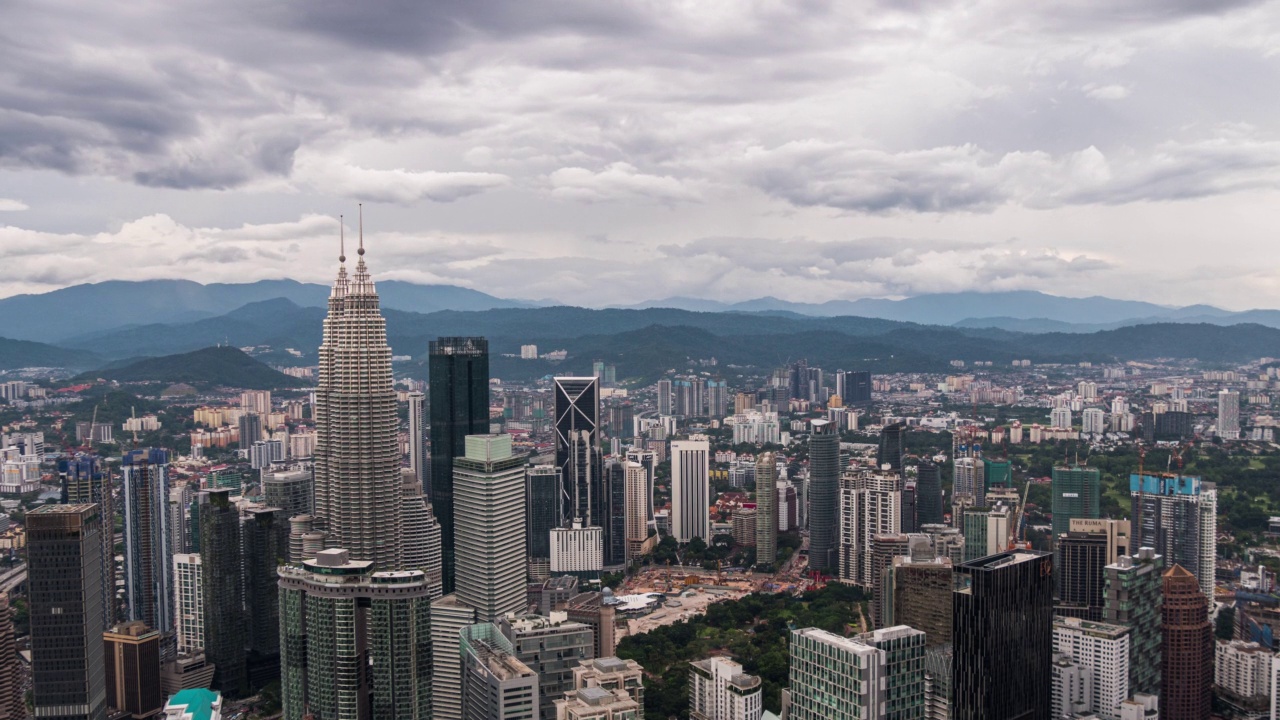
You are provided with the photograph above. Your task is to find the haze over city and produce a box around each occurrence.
[3,1,1280,308]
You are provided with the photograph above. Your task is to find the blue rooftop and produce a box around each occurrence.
[1129,473,1203,496]
[165,688,220,720]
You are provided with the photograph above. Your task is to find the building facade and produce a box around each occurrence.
[1130,473,1216,597]
[1161,565,1212,720]
[688,656,762,720]
[671,438,711,543]
[454,434,528,621]
[1103,548,1164,697]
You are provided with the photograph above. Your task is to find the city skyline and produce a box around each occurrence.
[3,3,1280,308]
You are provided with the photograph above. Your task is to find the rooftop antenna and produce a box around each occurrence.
[358,203,364,256]
[339,215,346,263]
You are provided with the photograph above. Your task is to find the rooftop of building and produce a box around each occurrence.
[792,627,879,656]
[586,657,638,674]
[165,688,221,720]
[1053,616,1130,639]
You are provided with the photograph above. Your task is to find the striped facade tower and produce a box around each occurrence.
[312,219,403,570]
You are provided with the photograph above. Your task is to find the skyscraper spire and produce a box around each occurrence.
[313,209,402,570]
[332,215,349,299]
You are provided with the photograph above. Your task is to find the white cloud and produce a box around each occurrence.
[1084,83,1132,100]
[0,199,27,212]
[548,163,706,203]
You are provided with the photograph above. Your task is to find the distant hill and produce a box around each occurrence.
[0,337,99,370]
[77,346,308,389]
[0,279,533,343]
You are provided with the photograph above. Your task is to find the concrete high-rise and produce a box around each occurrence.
[623,461,650,561]
[429,336,490,593]
[555,377,602,527]
[688,656,763,720]
[172,553,203,654]
[1218,389,1240,439]
[671,438,710,543]
[1130,473,1217,597]
[1052,617,1131,719]
[199,490,245,698]
[454,434,528,621]
[952,551,1053,720]
[407,390,427,490]
[952,457,985,508]
[838,470,902,587]
[888,555,952,645]
[1051,465,1101,539]
[122,448,174,656]
[459,624,539,720]
[789,625,924,720]
[624,448,656,533]
[242,507,286,660]
[500,612,595,720]
[313,239,403,570]
[104,621,163,720]
[279,549,433,720]
[808,419,840,572]
[262,468,312,521]
[755,453,777,568]
[1103,548,1164,697]
[1055,529,1110,621]
[400,479,443,600]
[29,503,107,720]
[1162,565,1212,720]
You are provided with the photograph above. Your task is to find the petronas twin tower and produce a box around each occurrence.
[312,221,403,569]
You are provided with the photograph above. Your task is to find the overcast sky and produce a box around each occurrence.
[2,0,1279,308]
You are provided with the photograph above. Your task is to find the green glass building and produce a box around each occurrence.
[1103,548,1164,696]
[1050,466,1101,538]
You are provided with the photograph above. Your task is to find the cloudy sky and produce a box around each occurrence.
[2,0,1280,308]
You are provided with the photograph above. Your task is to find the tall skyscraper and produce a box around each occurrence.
[624,448,656,533]
[1051,465,1101,539]
[670,438,710,543]
[952,457,985,509]
[623,462,650,561]
[847,370,872,404]
[952,551,1053,720]
[656,379,673,416]
[430,595,480,720]
[809,419,840,572]
[29,503,107,720]
[407,390,427,490]
[279,549,433,720]
[0,595,21,720]
[1103,548,1164,697]
[242,507,286,661]
[454,434,527,621]
[600,458,628,568]
[555,377,602,527]
[199,490,245,698]
[1055,530,1110,621]
[878,422,907,472]
[1130,473,1217,597]
[261,467,313,522]
[1162,565,1212,720]
[1218,389,1241,439]
[915,462,944,527]
[172,553,203,655]
[888,555,952,645]
[313,239,403,570]
[62,454,116,630]
[755,453,777,568]
[238,412,263,448]
[960,504,1010,562]
[122,448,174,657]
[103,621,163,720]
[526,465,562,579]
[838,470,902,587]
[429,336,490,593]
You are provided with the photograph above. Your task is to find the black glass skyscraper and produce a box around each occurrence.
[429,336,490,594]
[1054,531,1107,620]
[808,419,839,573]
[600,459,628,567]
[554,377,601,526]
[200,489,247,698]
[952,551,1053,720]
[525,465,561,570]
[878,422,907,472]
[847,370,872,404]
[916,462,944,526]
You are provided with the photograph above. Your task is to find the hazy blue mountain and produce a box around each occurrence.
[77,346,307,390]
[0,279,533,343]
[0,337,99,371]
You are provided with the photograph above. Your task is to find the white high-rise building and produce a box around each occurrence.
[1051,406,1073,430]
[838,471,901,587]
[952,457,985,507]
[689,656,762,720]
[1053,617,1130,718]
[313,238,403,569]
[551,521,604,577]
[1111,397,1129,416]
[1218,389,1241,439]
[240,390,272,417]
[671,438,710,543]
[173,553,203,654]
[624,462,650,560]
[520,344,539,360]
[789,626,925,720]
[1051,654,1092,719]
[1216,640,1273,705]
[1078,381,1098,400]
[401,479,443,601]
[454,434,527,621]
[1082,408,1106,436]
[407,391,426,491]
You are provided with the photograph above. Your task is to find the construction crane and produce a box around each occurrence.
[1012,479,1032,547]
